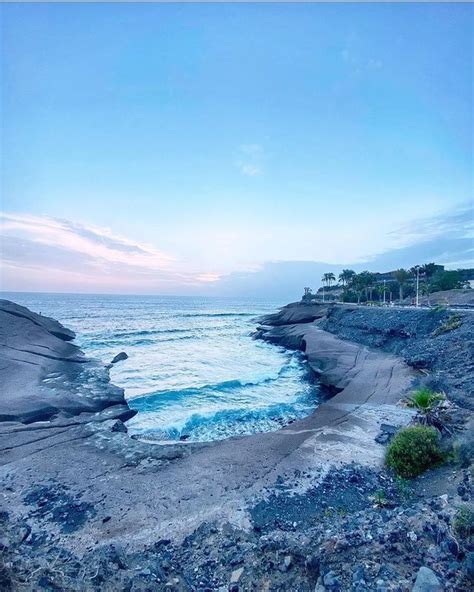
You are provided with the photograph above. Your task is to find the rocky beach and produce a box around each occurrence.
[0,298,473,591]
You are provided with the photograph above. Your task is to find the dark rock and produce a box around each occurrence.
[375,432,389,444]
[445,536,460,557]
[305,554,320,574]
[464,552,474,581]
[111,352,128,364]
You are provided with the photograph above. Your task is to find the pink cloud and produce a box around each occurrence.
[0,213,221,294]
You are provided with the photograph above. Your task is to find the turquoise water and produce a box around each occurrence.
[3,293,319,442]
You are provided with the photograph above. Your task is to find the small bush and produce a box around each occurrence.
[386,426,444,478]
[432,314,462,337]
[407,387,444,411]
[453,505,474,541]
[370,489,393,508]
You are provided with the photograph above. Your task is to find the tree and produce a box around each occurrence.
[394,268,411,301]
[322,272,336,287]
[338,269,356,288]
[420,263,439,278]
[352,274,366,304]
[358,271,376,301]
[375,284,387,302]
[429,270,467,292]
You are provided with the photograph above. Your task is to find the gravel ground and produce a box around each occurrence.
[1,464,472,592]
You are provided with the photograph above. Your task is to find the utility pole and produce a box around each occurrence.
[322,285,325,302]
[415,266,420,307]
[383,279,386,305]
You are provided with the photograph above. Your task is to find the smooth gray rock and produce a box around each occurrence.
[0,299,134,423]
[257,302,332,326]
[0,299,75,341]
[412,567,443,591]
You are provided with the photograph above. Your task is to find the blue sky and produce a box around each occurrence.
[1,3,473,297]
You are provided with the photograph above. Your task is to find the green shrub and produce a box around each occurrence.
[432,314,462,337]
[386,426,444,478]
[453,505,474,541]
[406,387,444,411]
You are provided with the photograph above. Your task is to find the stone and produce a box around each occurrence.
[463,552,474,581]
[323,571,341,590]
[412,566,443,592]
[230,567,243,584]
[306,554,320,574]
[445,536,460,556]
[352,565,366,584]
[279,555,292,572]
[111,352,128,364]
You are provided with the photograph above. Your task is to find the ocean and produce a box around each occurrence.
[3,293,320,442]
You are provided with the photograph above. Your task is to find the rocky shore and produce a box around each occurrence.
[1,299,472,591]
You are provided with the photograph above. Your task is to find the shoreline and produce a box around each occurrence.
[1,298,472,591]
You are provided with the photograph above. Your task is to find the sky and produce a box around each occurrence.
[1,3,473,299]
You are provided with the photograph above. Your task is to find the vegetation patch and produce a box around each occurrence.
[406,387,444,411]
[432,314,462,337]
[405,387,455,434]
[386,426,445,478]
[453,505,474,542]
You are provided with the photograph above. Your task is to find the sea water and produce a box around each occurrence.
[4,293,319,442]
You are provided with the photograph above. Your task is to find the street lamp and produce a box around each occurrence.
[415,266,420,307]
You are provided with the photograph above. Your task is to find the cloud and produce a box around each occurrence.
[0,212,220,293]
[389,202,474,245]
[210,202,474,299]
[235,144,264,176]
[1,202,471,298]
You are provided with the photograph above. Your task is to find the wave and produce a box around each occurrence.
[88,325,237,345]
[115,327,193,338]
[128,398,316,443]
[129,354,306,410]
[179,312,255,318]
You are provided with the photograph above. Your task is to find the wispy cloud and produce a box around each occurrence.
[0,213,220,293]
[235,144,264,177]
[390,201,474,246]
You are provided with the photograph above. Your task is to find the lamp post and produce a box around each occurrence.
[415,267,420,307]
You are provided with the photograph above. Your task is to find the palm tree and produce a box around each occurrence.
[420,263,438,278]
[352,275,365,304]
[394,268,411,301]
[321,272,336,288]
[338,269,356,288]
[375,284,386,302]
[357,271,375,301]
